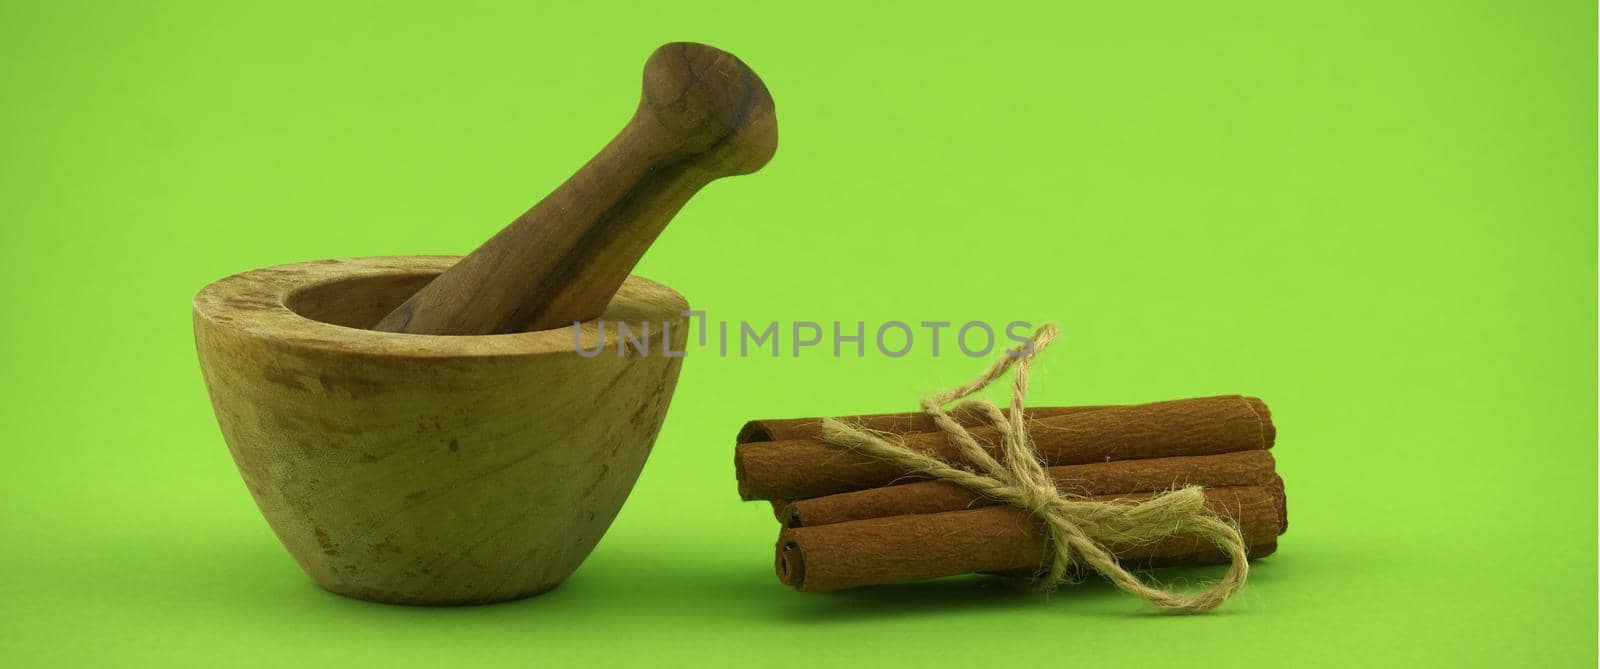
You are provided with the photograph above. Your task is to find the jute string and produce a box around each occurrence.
[817,324,1249,613]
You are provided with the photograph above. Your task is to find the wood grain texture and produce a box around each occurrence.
[776,483,1285,592]
[735,395,1276,500]
[780,450,1281,528]
[373,42,776,335]
[194,256,689,604]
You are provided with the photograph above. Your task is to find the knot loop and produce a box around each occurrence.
[817,324,1250,614]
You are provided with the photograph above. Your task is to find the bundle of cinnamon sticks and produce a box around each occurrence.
[733,395,1287,591]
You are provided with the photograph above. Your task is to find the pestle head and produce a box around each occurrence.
[371,42,778,336]
[636,42,778,178]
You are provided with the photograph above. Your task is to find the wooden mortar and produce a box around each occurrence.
[193,256,687,604]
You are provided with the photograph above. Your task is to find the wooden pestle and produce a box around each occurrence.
[373,42,777,335]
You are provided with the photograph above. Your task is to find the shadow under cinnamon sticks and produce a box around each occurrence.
[770,562,1279,622]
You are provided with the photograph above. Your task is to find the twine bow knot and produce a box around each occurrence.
[817,324,1249,613]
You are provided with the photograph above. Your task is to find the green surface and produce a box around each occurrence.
[2,0,1595,665]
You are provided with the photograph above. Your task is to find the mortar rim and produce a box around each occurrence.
[192,255,689,359]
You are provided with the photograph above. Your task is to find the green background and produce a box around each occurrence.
[2,0,1594,665]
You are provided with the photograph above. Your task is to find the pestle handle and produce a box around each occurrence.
[372,42,777,335]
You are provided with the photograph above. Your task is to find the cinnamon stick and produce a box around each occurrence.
[736,395,1275,501]
[775,482,1284,592]
[779,450,1280,528]
[738,404,1113,443]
